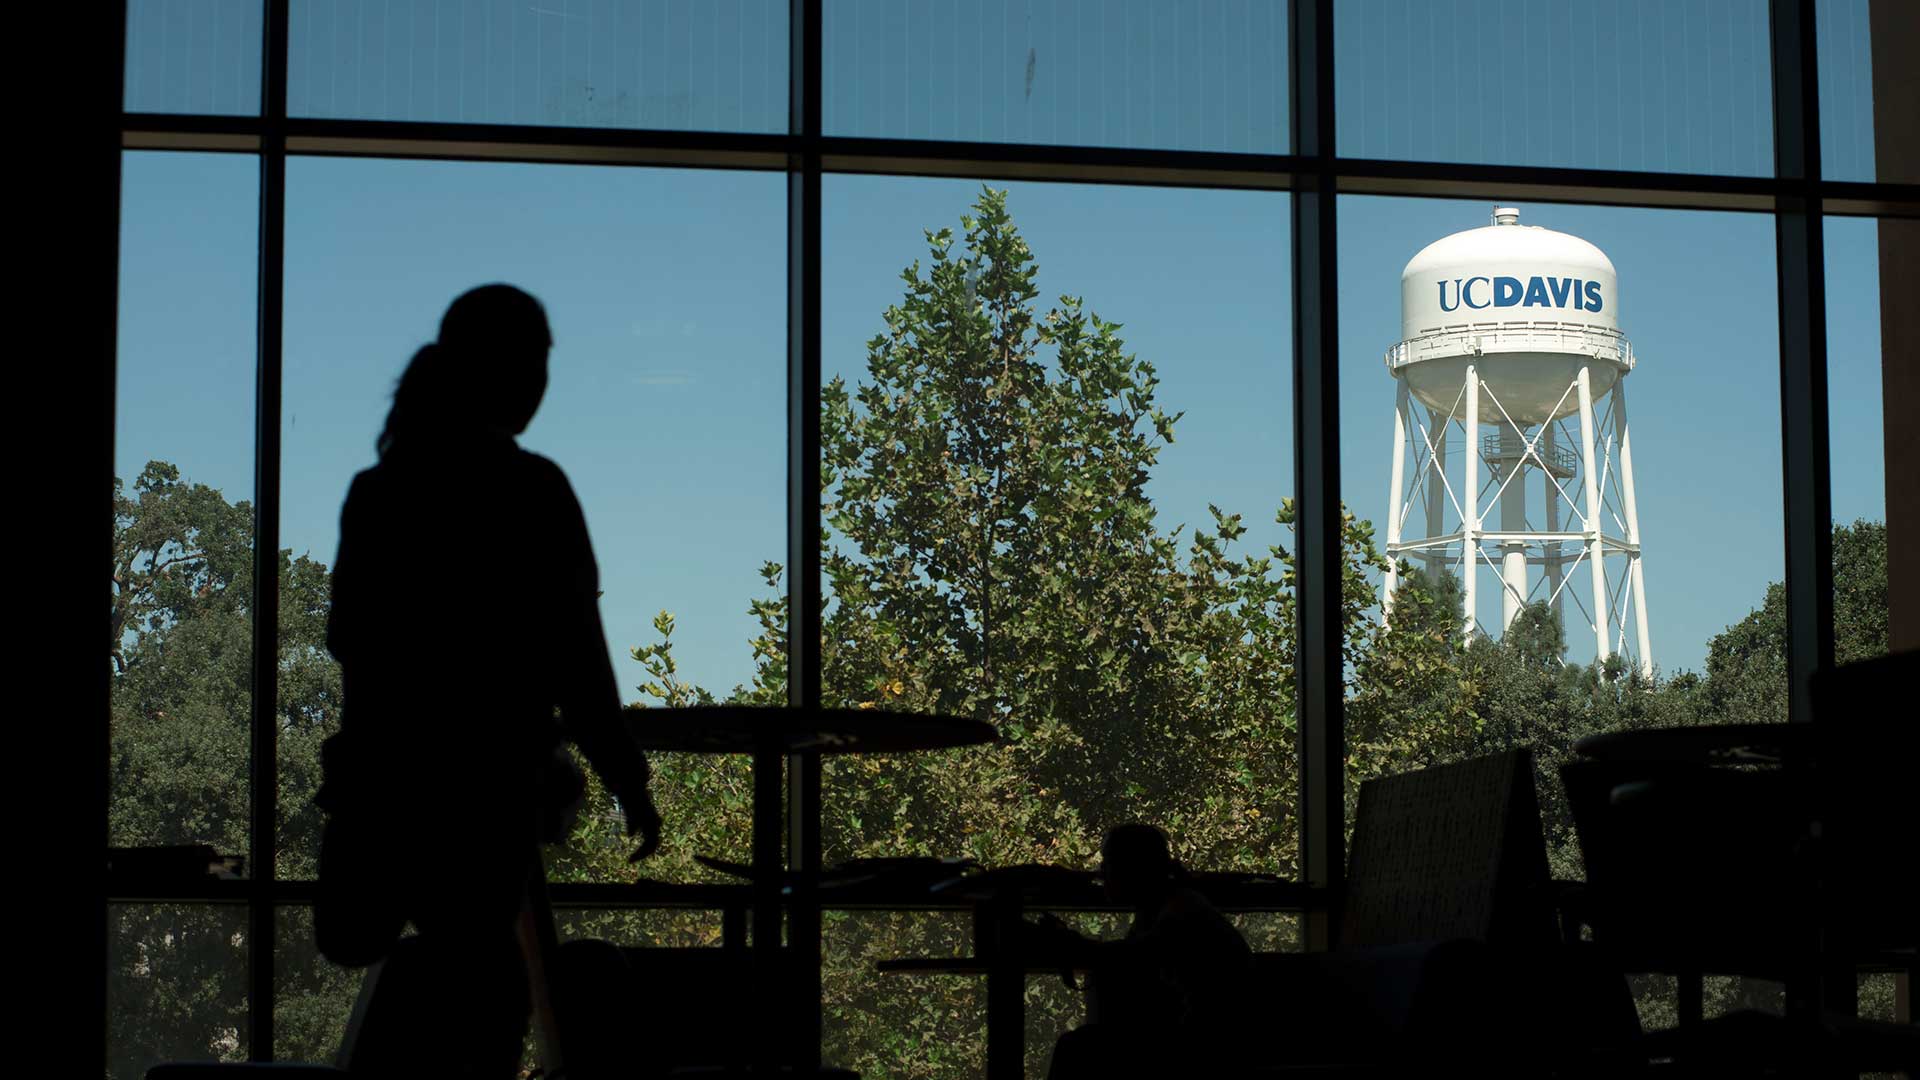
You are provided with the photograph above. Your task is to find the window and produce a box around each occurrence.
[126,0,264,115]
[99,2,1913,1074]
[288,0,789,132]
[1335,0,1773,175]
[816,176,1295,1070]
[113,150,260,862]
[825,0,1288,153]
[109,904,251,1077]
[278,157,788,883]
[1825,215,1892,670]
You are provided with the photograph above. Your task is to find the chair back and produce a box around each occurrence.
[1341,748,1553,949]
[1560,649,1920,975]
[1810,649,1918,959]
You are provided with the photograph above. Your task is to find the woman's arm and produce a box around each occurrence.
[543,461,661,860]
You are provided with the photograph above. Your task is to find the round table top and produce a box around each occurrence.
[877,956,1089,976]
[927,864,1099,900]
[1574,723,1818,765]
[693,853,979,883]
[623,705,998,754]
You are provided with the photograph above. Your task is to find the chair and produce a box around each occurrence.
[1559,650,1920,1076]
[1256,748,1640,1078]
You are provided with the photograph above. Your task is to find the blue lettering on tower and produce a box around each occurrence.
[1437,275,1605,314]
[1463,276,1491,309]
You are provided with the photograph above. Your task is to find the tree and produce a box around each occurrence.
[109,461,354,1076]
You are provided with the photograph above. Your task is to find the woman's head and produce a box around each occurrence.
[1099,823,1181,906]
[378,284,552,456]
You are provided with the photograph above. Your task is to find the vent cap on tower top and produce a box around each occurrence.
[1492,206,1521,225]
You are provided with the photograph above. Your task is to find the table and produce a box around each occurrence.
[1573,723,1817,765]
[1570,723,1829,1027]
[877,865,1311,1080]
[624,706,996,1072]
[626,706,997,756]
[1568,718,1916,1056]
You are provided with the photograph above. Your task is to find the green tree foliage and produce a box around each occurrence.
[109,461,355,1076]
[810,187,1386,874]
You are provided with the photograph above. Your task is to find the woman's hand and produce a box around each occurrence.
[537,746,589,845]
[622,787,664,863]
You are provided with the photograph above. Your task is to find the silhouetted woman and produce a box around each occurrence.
[1033,823,1254,1079]
[316,284,660,1077]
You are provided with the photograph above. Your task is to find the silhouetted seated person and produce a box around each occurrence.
[315,284,661,1078]
[1026,824,1255,1080]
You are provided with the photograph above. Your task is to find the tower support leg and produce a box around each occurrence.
[1463,365,1480,638]
[1383,380,1409,619]
[1544,423,1564,628]
[1577,367,1610,664]
[1500,423,1528,631]
[1615,378,1653,676]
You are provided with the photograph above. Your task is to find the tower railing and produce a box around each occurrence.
[1385,323,1635,372]
[1482,433,1579,478]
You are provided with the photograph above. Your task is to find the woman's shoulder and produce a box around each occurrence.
[508,450,586,510]
[512,447,570,482]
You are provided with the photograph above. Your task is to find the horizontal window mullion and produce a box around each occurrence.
[118,116,1920,215]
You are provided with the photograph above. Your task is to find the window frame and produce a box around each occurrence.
[96,0,1920,1065]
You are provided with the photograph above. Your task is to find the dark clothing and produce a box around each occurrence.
[321,430,642,806]
[1085,886,1255,1028]
[314,430,648,1073]
[1052,887,1255,1079]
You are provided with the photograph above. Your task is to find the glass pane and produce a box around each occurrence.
[108,904,250,1079]
[1339,197,1783,888]
[113,151,258,865]
[1825,215,1890,665]
[1858,972,1900,1023]
[125,0,264,115]
[822,175,1295,863]
[814,176,1291,1075]
[1230,910,1301,953]
[279,158,784,882]
[556,907,729,948]
[824,0,1288,153]
[288,0,788,132]
[1337,0,1774,176]
[275,906,361,1065]
[279,906,546,1073]
[1817,0,1916,185]
[822,910,986,1078]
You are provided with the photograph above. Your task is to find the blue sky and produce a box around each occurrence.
[116,0,1889,694]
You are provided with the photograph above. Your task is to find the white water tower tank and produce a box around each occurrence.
[1390,206,1634,426]
[1379,206,1652,676]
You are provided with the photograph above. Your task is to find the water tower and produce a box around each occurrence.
[1380,207,1652,675]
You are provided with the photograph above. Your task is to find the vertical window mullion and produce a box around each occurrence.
[93,6,131,1075]
[1290,0,1343,951]
[1772,0,1845,1023]
[1768,0,1835,730]
[785,0,825,1070]
[250,0,290,1062]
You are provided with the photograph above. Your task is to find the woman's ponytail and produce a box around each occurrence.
[376,342,452,458]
